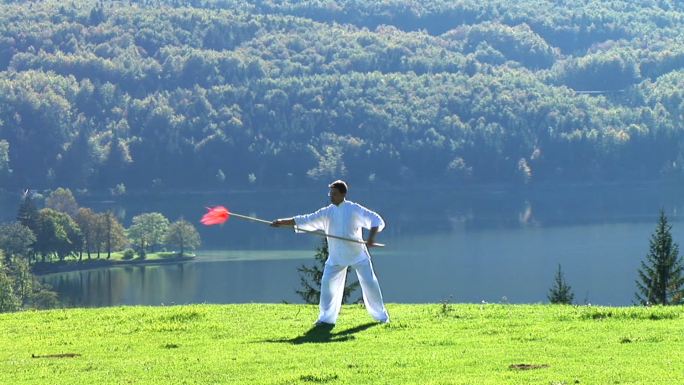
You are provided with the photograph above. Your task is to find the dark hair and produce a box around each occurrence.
[328,180,348,194]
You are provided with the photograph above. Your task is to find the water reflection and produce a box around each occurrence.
[43,259,309,307]
[48,264,200,307]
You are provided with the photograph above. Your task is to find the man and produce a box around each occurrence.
[271,180,390,325]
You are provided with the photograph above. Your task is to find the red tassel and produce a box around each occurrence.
[200,206,230,225]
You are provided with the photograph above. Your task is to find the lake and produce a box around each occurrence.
[3,182,684,306]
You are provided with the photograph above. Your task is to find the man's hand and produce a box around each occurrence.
[271,218,295,227]
[366,226,379,247]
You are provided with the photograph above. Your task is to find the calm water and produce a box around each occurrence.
[4,182,684,306]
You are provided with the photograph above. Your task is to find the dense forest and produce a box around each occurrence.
[1,0,684,192]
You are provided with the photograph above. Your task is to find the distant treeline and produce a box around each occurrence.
[3,187,200,267]
[1,0,684,191]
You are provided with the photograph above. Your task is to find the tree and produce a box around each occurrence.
[35,208,83,262]
[98,133,132,189]
[7,259,33,306]
[16,191,40,240]
[31,283,60,309]
[127,212,170,257]
[164,219,201,257]
[0,222,36,263]
[100,211,128,259]
[296,240,359,304]
[75,208,127,260]
[45,187,79,218]
[636,210,684,305]
[0,140,11,181]
[55,122,98,187]
[0,251,58,312]
[88,1,106,25]
[0,257,21,313]
[3,0,684,189]
[74,207,98,260]
[29,287,60,310]
[547,264,574,304]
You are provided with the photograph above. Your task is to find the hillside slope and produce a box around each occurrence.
[2,1,684,190]
[1,304,682,384]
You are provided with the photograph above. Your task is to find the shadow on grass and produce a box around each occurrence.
[264,322,379,344]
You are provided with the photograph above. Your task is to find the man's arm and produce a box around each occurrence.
[271,218,295,227]
[274,206,330,232]
[366,226,379,247]
[354,203,385,233]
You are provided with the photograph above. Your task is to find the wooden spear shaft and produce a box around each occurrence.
[229,212,385,247]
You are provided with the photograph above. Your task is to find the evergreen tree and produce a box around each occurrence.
[635,210,684,305]
[296,240,359,305]
[547,264,574,304]
[16,190,39,232]
[16,191,40,263]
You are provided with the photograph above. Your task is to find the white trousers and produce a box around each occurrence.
[317,258,389,324]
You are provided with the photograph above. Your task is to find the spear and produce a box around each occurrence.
[200,206,384,247]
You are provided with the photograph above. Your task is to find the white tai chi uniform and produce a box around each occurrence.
[293,200,389,324]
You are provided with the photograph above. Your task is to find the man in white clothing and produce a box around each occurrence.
[271,180,390,326]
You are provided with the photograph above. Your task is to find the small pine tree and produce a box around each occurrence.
[548,264,574,304]
[635,210,684,305]
[296,240,359,305]
[16,191,40,264]
[16,191,39,232]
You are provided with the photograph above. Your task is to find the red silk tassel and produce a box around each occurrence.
[200,206,230,225]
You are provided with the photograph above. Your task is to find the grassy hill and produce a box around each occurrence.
[1,304,682,384]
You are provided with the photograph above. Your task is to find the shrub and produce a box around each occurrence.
[122,249,135,260]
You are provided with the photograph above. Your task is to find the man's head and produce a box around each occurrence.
[328,180,348,205]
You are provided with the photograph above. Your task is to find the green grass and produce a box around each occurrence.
[1,304,683,384]
[31,252,193,275]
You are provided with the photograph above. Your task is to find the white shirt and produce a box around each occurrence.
[293,200,385,265]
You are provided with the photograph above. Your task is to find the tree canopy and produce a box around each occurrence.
[127,212,170,256]
[164,219,201,257]
[1,0,684,191]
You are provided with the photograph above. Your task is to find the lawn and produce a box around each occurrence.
[1,304,682,384]
[106,251,192,261]
[30,252,193,275]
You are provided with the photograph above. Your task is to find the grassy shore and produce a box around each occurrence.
[31,252,194,275]
[1,304,682,384]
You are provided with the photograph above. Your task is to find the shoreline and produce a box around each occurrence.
[31,256,195,275]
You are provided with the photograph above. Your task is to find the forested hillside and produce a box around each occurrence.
[1,0,684,191]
